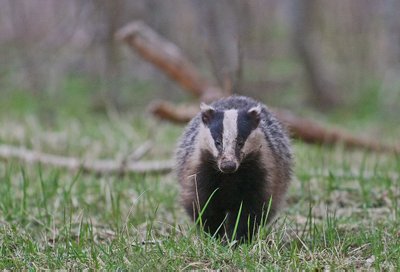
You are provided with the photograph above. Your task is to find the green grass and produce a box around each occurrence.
[0,85,399,269]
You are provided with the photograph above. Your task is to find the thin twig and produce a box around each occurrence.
[130,141,153,161]
[0,144,173,175]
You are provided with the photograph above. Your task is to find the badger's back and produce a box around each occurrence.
[175,95,293,241]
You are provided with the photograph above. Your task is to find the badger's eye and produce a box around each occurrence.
[215,139,222,148]
[237,139,244,148]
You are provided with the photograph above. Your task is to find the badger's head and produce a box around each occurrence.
[198,102,262,174]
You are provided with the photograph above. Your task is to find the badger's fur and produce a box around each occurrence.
[175,96,293,242]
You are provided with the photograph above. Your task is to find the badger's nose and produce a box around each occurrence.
[220,161,238,173]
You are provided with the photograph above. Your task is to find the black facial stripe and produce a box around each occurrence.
[206,111,224,151]
[237,110,256,142]
[236,110,258,157]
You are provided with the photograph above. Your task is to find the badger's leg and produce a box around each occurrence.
[185,201,226,238]
[226,198,277,242]
[183,187,226,238]
[225,207,259,242]
[200,208,226,238]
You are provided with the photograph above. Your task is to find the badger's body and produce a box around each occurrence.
[175,96,293,241]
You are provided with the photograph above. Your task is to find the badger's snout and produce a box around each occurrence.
[219,160,238,173]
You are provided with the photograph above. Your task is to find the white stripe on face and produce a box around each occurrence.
[222,109,238,160]
[198,123,219,157]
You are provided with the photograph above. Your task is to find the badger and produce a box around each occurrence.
[175,95,293,242]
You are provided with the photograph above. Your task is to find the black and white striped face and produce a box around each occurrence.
[199,103,262,173]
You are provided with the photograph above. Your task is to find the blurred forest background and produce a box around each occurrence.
[1,0,399,132]
[2,2,400,269]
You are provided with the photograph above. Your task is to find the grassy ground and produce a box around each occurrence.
[0,88,399,270]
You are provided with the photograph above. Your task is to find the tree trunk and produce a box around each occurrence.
[291,0,341,110]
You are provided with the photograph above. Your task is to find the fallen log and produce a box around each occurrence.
[272,109,399,153]
[118,20,399,155]
[149,100,198,124]
[149,101,400,153]
[0,145,173,175]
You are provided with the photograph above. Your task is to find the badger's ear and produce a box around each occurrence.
[200,103,215,125]
[248,105,262,128]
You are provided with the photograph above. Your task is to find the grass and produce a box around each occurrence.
[0,85,399,270]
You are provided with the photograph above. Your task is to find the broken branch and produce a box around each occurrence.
[116,21,222,102]
[118,21,399,155]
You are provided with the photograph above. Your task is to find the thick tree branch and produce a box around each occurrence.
[149,101,199,124]
[272,109,399,153]
[116,21,222,102]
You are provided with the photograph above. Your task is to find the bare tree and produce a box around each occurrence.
[194,0,249,94]
[290,0,341,110]
[7,0,43,94]
[385,0,400,66]
[91,0,123,108]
